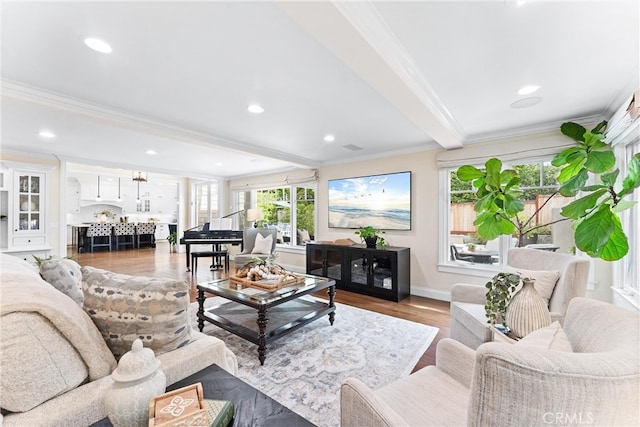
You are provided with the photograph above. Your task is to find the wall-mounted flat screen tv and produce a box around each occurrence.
[328,171,411,230]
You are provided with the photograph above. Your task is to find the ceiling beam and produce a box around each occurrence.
[277,1,464,149]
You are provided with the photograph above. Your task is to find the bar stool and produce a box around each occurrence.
[113,223,136,250]
[86,223,113,252]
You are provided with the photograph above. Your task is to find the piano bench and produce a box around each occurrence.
[191,250,229,274]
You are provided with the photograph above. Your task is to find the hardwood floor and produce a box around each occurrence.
[70,242,451,372]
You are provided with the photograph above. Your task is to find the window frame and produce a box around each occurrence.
[438,156,568,277]
[611,139,639,309]
[233,182,317,252]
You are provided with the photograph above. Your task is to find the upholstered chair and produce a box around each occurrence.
[450,247,590,349]
[113,223,136,250]
[86,223,112,252]
[135,222,156,248]
[233,228,277,269]
[341,297,639,427]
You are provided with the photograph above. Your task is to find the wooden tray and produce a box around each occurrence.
[229,274,305,291]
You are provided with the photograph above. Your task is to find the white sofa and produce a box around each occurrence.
[341,297,640,426]
[0,254,238,426]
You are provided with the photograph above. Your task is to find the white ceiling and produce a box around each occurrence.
[2,1,638,179]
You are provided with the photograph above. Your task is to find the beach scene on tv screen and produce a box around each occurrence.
[328,172,411,230]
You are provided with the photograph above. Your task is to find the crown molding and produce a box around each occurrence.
[1,79,320,170]
[464,114,606,145]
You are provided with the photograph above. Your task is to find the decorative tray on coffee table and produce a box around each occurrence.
[230,262,305,291]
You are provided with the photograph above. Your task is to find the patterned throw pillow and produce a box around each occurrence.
[81,266,192,359]
[39,257,84,307]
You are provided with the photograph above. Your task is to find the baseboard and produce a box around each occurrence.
[410,287,451,302]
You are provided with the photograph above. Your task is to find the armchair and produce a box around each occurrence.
[233,228,277,269]
[450,247,590,349]
[341,297,639,426]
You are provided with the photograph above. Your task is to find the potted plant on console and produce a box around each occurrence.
[355,226,387,249]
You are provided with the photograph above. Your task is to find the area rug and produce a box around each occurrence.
[190,297,438,427]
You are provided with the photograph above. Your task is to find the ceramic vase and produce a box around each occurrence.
[104,339,166,427]
[505,280,551,338]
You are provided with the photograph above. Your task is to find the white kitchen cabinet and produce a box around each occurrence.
[1,165,51,259]
[66,179,80,213]
[155,223,169,241]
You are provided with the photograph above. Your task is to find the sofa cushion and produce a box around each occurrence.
[81,266,192,358]
[516,321,573,352]
[0,312,89,412]
[39,257,84,307]
[503,266,560,305]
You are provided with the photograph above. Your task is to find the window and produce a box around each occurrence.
[194,180,218,226]
[441,159,574,273]
[234,183,316,248]
[614,140,639,298]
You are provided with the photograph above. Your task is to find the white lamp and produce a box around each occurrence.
[247,208,263,228]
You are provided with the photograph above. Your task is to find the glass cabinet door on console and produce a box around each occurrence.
[15,173,44,234]
[348,250,395,290]
[306,245,344,285]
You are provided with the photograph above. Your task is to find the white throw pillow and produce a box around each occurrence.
[516,321,573,352]
[252,233,273,254]
[503,265,560,305]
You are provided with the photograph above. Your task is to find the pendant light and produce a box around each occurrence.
[116,178,122,202]
[132,171,147,204]
[96,176,102,201]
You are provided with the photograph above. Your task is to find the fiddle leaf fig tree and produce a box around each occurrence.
[553,121,640,260]
[456,120,640,261]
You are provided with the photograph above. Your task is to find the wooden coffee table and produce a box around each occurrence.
[197,275,336,365]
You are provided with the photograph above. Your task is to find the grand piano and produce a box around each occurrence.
[180,224,243,271]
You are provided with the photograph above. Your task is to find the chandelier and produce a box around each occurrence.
[132,171,148,182]
[132,171,148,204]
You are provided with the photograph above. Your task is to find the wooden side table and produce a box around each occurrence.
[490,324,520,344]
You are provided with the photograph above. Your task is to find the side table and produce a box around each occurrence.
[490,324,520,344]
[92,364,315,427]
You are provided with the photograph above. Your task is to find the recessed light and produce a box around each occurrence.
[84,37,112,53]
[247,104,264,114]
[215,162,223,167]
[517,85,541,96]
[324,134,336,143]
[511,97,543,109]
[38,130,55,138]
[145,150,157,155]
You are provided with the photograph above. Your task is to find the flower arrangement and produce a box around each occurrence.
[94,209,116,219]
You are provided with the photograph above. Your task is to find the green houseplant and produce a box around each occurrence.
[354,226,387,248]
[455,120,640,261]
[167,231,178,252]
[484,272,521,325]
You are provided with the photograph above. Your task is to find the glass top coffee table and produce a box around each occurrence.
[197,274,336,365]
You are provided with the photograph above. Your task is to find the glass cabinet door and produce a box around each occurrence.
[16,174,42,232]
[370,252,394,289]
[349,250,370,286]
[324,247,343,282]
[349,250,395,289]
